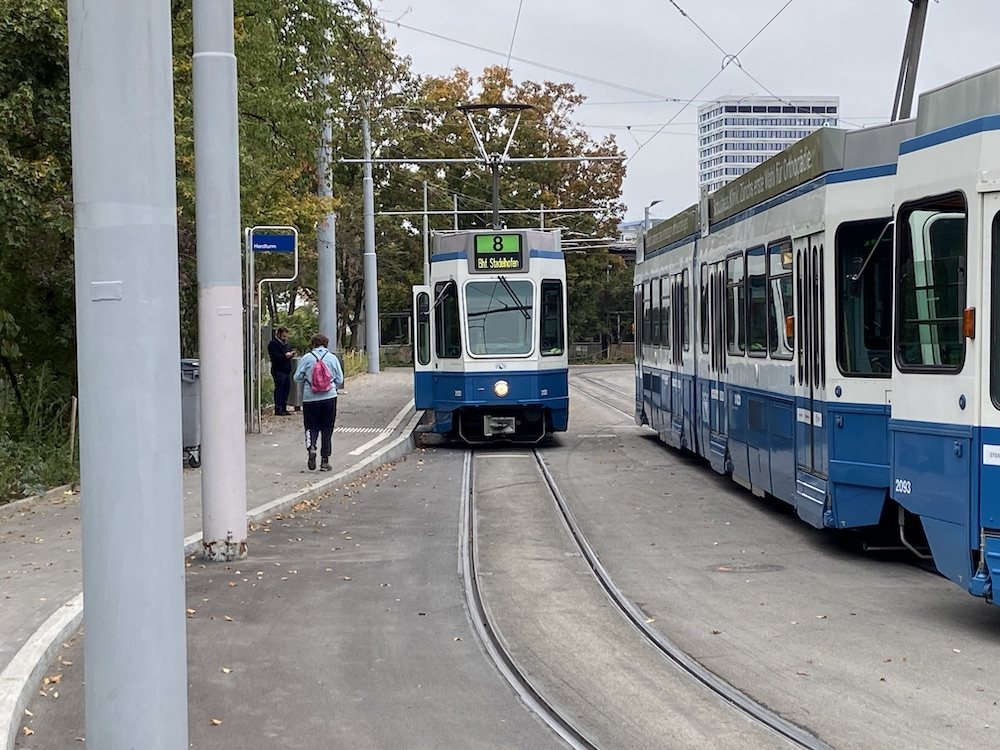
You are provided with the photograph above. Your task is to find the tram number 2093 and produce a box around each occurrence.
[894,478,913,495]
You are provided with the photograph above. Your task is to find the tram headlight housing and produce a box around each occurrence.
[493,379,510,398]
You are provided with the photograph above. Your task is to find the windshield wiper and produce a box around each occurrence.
[468,304,530,318]
[497,275,530,319]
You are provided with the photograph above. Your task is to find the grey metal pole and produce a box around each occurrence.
[540,203,545,229]
[892,0,929,121]
[490,156,501,229]
[318,92,338,348]
[318,215,337,347]
[193,0,248,561]
[423,181,430,285]
[899,0,928,120]
[67,0,188,745]
[362,116,380,373]
[453,194,459,230]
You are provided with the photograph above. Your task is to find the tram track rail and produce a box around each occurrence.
[533,450,832,750]
[570,371,636,422]
[461,441,832,749]
[459,450,599,750]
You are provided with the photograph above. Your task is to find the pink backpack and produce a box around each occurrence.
[310,353,332,393]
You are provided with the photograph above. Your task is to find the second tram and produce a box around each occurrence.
[413,228,569,443]
[636,64,1000,607]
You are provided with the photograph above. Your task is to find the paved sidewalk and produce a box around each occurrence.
[0,368,421,749]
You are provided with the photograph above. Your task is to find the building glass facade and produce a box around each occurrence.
[697,95,839,194]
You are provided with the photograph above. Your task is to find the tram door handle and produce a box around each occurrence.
[954,441,963,458]
[835,415,844,428]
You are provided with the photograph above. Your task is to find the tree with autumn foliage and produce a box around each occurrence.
[352,65,627,344]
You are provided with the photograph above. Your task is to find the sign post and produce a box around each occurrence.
[244,225,298,432]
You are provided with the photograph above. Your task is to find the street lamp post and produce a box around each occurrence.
[644,199,663,231]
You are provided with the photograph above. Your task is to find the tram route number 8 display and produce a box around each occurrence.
[474,233,523,272]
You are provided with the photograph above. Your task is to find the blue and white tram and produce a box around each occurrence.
[412,228,569,443]
[636,64,1000,606]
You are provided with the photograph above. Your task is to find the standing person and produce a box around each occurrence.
[268,326,295,416]
[293,333,344,471]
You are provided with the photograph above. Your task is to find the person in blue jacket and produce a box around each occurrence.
[293,333,345,471]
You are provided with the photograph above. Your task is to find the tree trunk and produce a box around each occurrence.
[1,355,29,428]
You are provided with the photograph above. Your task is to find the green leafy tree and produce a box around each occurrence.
[352,65,627,343]
[171,0,402,353]
[0,0,75,393]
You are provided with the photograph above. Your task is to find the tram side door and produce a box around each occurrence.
[705,262,728,473]
[794,234,828,525]
[412,286,433,409]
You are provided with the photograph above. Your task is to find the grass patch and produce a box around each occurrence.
[1,368,79,504]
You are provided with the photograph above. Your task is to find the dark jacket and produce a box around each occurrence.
[268,336,292,374]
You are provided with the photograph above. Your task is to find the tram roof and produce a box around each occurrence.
[916,64,1000,135]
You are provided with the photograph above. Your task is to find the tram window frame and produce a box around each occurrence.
[649,279,658,346]
[415,291,431,366]
[433,280,462,359]
[634,285,643,348]
[895,192,968,373]
[991,212,1000,408]
[746,246,768,357]
[768,239,794,360]
[643,281,652,347]
[700,264,710,353]
[681,269,690,351]
[540,279,565,356]
[662,277,671,349]
[726,253,746,355]
[834,219,892,377]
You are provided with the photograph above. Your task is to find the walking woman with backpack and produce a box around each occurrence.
[293,333,345,471]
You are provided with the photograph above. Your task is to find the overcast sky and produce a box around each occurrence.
[376,0,1000,227]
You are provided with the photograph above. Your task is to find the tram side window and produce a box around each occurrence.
[990,213,1000,406]
[433,280,462,359]
[681,269,690,350]
[634,286,642,348]
[726,254,746,355]
[768,240,794,360]
[896,193,967,371]
[415,292,431,366]
[746,247,767,356]
[540,280,564,355]
[643,281,652,346]
[700,264,709,353]
[661,277,671,349]
[835,220,892,376]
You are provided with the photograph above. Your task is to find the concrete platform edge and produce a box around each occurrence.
[0,409,423,750]
[0,594,83,750]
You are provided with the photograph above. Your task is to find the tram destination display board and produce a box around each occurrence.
[473,233,523,272]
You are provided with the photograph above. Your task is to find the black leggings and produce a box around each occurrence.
[302,397,338,459]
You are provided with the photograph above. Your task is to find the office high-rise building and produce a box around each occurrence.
[697,95,839,194]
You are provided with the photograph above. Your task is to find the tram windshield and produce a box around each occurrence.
[465,278,533,355]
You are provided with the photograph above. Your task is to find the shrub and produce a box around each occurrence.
[0,367,78,503]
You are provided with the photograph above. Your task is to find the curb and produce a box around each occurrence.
[0,484,78,518]
[1,408,423,749]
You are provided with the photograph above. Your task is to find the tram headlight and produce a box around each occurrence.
[493,379,510,398]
